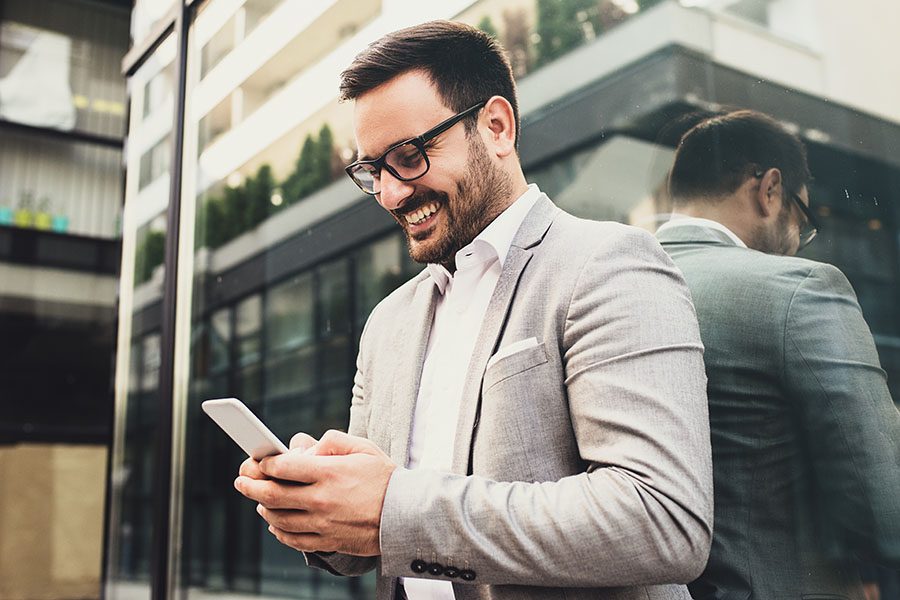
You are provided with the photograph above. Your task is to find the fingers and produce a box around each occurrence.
[257,505,317,534]
[267,526,330,553]
[258,451,325,483]
[314,429,380,456]
[239,457,266,479]
[234,476,315,510]
[290,432,318,452]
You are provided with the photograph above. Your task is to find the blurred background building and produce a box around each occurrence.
[0,0,128,598]
[1,0,898,599]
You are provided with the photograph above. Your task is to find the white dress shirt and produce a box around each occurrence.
[655,214,748,248]
[402,184,541,600]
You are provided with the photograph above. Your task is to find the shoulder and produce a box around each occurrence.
[362,269,430,334]
[545,211,667,261]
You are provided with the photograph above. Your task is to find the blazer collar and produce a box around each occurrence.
[450,193,557,474]
[389,273,438,467]
[655,223,741,247]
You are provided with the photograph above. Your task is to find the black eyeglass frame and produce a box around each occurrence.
[753,169,820,250]
[345,101,487,195]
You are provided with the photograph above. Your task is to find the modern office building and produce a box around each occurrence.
[105,1,900,599]
[0,0,129,598]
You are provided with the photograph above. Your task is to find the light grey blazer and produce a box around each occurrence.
[658,224,900,600]
[307,195,714,599]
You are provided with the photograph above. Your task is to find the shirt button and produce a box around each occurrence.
[410,559,427,574]
[460,569,476,582]
[427,562,443,576]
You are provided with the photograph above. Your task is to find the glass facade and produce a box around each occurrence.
[0,1,130,598]
[107,0,900,599]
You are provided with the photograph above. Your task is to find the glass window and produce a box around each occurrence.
[354,234,406,328]
[106,30,175,600]
[111,0,900,599]
[267,273,315,352]
[0,0,129,137]
[139,135,173,191]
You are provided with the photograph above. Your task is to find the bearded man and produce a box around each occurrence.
[235,20,713,600]
[657,109,900,599]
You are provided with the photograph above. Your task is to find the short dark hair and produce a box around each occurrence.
[339,20,520,148]
[668,110,811,204]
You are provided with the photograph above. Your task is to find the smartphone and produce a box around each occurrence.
[201,397,289,460]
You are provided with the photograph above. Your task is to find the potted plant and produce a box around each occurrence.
[34,196,53,230]
[14,191,35,228]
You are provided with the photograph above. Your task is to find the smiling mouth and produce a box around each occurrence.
[403,201,440,226]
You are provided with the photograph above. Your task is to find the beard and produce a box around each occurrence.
[394,135,512,268]
[751,200,795,255]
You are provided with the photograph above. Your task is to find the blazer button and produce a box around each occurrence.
[427,562,443,576]
[410,560,427,574]
[443,566,460,578]
[460,569,476,582]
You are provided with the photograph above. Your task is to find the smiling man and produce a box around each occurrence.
[235,20,713,600]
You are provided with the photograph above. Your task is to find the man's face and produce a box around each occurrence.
[753,185,810,256]
[352,70,511,267]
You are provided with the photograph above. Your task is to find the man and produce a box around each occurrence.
[235,21,713,600]
[657,109,900,599]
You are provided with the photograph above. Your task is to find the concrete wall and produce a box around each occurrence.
[0,444,107,600]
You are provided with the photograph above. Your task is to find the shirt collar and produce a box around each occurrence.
[656,214,748,248]
[426,184,541,294]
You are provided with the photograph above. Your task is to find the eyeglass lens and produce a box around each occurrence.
[352,143,428,193]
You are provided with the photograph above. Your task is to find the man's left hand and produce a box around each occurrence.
[234,430,396,556]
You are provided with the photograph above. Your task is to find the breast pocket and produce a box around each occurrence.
[483,341,548,391]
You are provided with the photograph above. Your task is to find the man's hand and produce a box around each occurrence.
[239,432,318,480]
[234,430,396,557]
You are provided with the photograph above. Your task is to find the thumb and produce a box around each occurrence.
[289,432,318,452]
[312,429,378,456]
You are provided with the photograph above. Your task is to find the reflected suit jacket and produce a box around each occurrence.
[657,224,900,600]
[305,195,714,600]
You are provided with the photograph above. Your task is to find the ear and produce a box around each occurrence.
[754,167,783,218]
[480,95,517,158]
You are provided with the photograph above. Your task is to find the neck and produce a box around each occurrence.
[674,198,750,242]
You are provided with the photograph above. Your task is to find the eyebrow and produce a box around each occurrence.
[356,134,414,163]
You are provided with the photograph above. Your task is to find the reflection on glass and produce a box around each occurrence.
[106,31,174,600]
[528,135,674,231]
[131,0,178,48]
[0,0,129,136]
[354,235,406,328]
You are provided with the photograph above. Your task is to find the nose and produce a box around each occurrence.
[376,169,415,211]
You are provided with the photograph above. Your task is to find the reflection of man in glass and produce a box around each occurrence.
[235,20,714,600]
[656,110,900,600]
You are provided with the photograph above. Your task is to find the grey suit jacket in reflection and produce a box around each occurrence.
[306,195,714,600]
[657,224,900,600]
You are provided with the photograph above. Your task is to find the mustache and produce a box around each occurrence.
[390,190,448,220]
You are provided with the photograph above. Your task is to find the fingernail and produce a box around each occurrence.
[268,525,275,534]
[234,477,242,489]
[256,504,263,515]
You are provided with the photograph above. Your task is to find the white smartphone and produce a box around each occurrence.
[201,397,289,460]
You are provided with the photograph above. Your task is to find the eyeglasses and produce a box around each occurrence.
[345,101,486,195]
[789,191,819,250]
[753,170,820,250]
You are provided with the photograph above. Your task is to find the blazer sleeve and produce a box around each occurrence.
[783,262,900,565]
[378,227,714,587]
[303,318,379,577]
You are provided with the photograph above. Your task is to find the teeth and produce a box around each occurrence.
[405,202,439,224]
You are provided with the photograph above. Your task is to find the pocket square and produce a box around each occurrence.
[487,337,539,369]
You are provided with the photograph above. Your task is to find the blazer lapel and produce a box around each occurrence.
[450,194,558,474]
[389,275,438,466]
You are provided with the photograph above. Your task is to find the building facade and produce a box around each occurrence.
[0,0,129,598]
[106,1,900,599]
